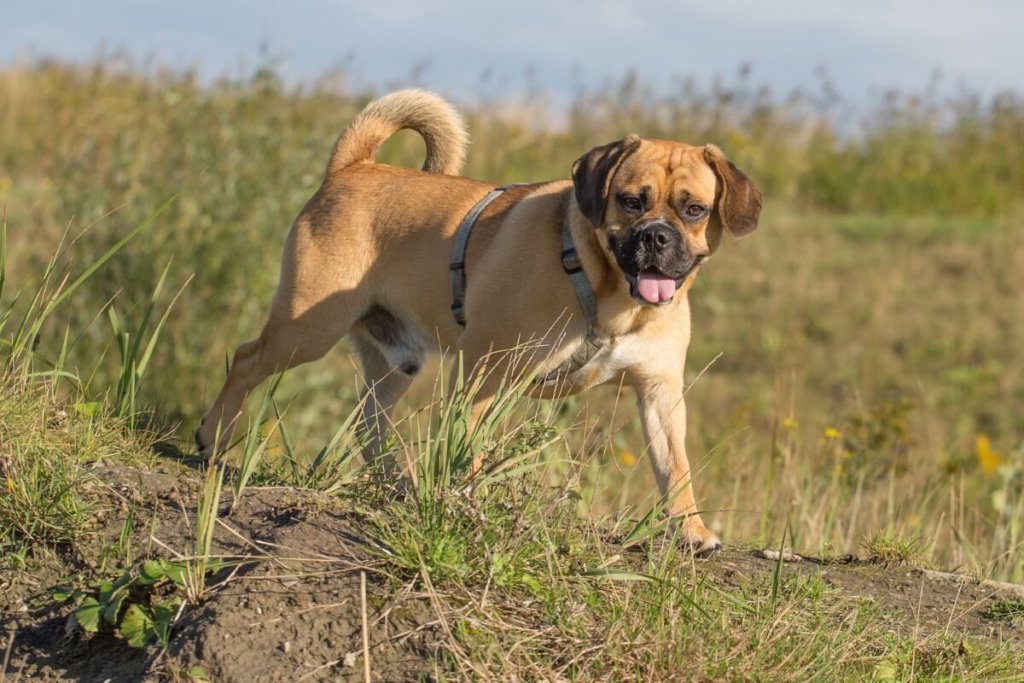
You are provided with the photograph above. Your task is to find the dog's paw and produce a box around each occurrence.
[194,421,215,459]
[679,522,722,558]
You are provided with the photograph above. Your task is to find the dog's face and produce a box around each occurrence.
[572,136,762,306]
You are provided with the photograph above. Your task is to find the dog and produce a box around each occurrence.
[196,89,761,555]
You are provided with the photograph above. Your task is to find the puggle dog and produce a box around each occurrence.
[196,89,762,555]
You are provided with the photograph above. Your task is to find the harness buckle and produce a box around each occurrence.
[561,248,583,274]
[451,302,466,327]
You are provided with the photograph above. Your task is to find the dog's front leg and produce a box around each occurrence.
[634,376,722,556]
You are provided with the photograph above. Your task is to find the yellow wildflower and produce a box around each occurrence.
[617,449,636,467]
[975,435,1003,475]
[824,426,840,439]
[782,417,798,431]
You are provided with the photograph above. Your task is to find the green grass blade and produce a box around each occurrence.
[136,272,192,379]
[771,518,791,611]
[49,194,178,311]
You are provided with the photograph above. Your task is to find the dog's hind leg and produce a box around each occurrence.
[350,331,414,473]
[195,289,364,457]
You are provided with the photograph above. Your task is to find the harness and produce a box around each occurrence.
[450,185,606,386]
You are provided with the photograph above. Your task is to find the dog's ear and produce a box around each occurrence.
[704,145,762,244]
[572,135,643,227]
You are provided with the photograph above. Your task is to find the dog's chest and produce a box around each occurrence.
[537,334,647,390]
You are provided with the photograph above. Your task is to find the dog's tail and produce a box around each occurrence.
[327,89,469,177]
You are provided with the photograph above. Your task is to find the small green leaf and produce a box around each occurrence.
[76,596,103,633]
[120,604,155,648]
[139,559,166,585]
[519,573,542,593]
[874,658,897,682]
[72,401,102,416]
[94,578,114,597]
[186,665,209,681]
[103,587,129,624]
[160,559,188,588]
[111,570,134,590]
[152,597,182,647]
[52,587,76,603]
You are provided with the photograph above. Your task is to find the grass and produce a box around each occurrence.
[861,532,932,568]
[1,57,1022,580]
[0,377,150,566]
[0,54,1023,679]
[988,599,1024,624]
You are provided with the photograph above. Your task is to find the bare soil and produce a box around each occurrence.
[2,461,1022,682]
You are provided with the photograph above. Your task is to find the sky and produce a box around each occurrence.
[5,0,1022,106]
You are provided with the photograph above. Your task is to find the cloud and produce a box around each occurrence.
[4,0,1021,101]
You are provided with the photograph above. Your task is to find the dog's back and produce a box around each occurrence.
[326,89,469,177]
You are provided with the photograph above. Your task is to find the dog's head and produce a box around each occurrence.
[572,136,762,306]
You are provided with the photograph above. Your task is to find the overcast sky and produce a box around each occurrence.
[5,0,1022,105]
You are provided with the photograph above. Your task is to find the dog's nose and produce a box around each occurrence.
[640,224,674,251]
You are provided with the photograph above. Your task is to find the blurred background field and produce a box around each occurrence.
[1,58,1022,579]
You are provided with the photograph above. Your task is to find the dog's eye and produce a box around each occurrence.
[619,195,644,213]
[685,204,707,218]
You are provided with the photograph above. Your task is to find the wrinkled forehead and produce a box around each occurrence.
[613,140,717,204]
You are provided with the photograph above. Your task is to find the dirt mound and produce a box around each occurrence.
[2,462,439,682]
[2,461,1023,681]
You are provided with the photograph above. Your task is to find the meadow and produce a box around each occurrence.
[1,57,1023,679]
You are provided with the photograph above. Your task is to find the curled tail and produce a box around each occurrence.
[327,89,469,176]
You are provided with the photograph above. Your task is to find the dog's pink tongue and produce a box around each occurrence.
[636,273,677,304]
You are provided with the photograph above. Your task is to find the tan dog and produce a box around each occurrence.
[196,89,761,554]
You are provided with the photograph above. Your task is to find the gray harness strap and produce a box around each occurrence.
[450,186,516,327]
[533,214,606,386]
[450,187,606,385]
[558,215,599,328]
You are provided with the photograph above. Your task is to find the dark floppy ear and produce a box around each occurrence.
[703,144,762,239]
[571,135,643,227]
